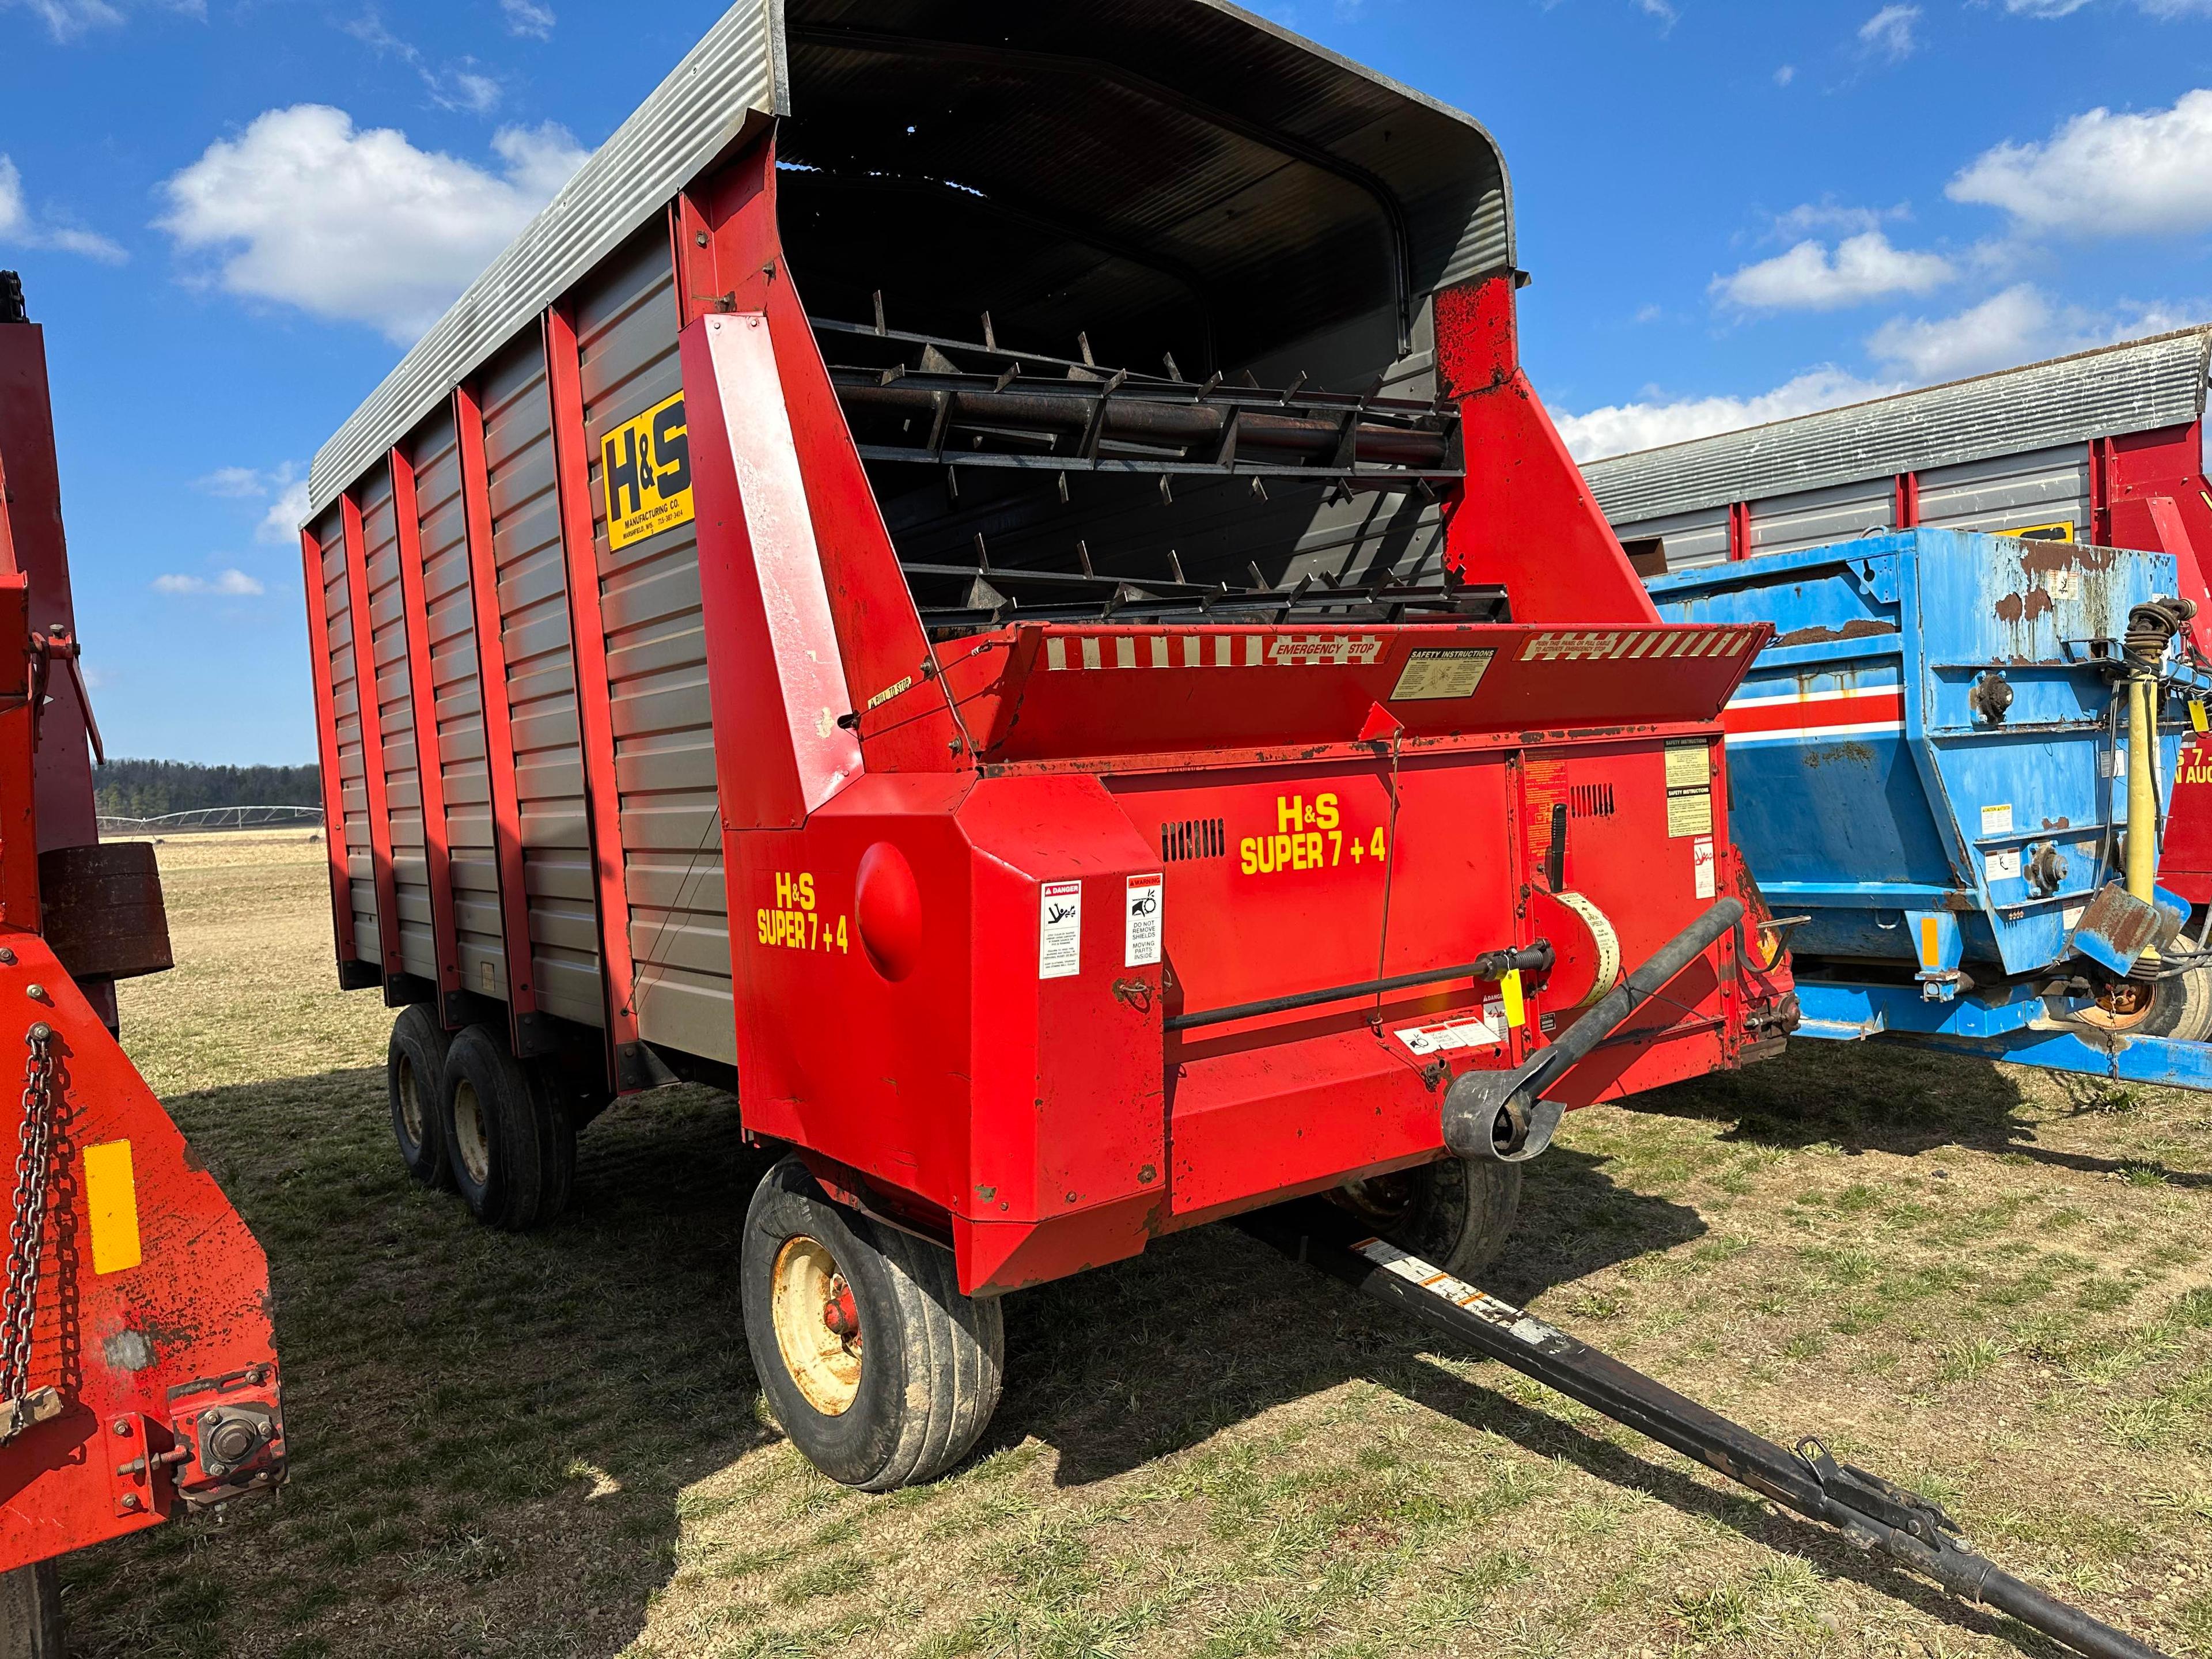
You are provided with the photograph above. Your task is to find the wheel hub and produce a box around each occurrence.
[452,1077,491,1185]
[397,1056,425,1147]
[771,1235,863,1416]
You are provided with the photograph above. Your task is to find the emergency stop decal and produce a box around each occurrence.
[601,391,694,550]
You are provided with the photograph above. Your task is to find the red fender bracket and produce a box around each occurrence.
[0,928,285,1571]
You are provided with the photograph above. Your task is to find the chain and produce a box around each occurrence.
[1,1022,57,1411]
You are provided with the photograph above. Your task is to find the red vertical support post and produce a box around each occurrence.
[453,384,539,1052]
[389,445,464,1013]
[1893,471,1919,529]
[543,301,644,1085]
[300,522,358,972]
[340,493,402,982]
[0,456,39,932]
[1726,501,1752,562]
[2090,437,2112,546]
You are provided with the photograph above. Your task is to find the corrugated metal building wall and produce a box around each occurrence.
[1586,328,2212,568]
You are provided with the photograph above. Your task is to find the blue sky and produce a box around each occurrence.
[5,0,2212,764]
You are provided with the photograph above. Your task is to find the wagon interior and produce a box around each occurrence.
[775,3,1510,638]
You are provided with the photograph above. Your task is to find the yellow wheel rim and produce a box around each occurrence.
[771,1235,863,1416]
[452,1076,491,1185]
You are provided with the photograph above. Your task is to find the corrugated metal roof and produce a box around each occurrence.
[308,0,1510,517]
[309,0,785,512]
[1585,326,2212,529]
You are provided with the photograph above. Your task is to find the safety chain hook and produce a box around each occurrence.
[0,1021,59,1444]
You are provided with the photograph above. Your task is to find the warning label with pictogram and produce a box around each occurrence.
[601,391,694,550]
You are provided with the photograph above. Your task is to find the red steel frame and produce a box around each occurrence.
[389,445,464,1005]
[453,383,541,1050]
[300,130,1795,1301]
[339,491,402,982]
[543,303,643,1081]
[300,522,359,972]
[1,298,284,1575]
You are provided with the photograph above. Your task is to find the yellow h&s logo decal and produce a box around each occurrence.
[601,390,694,550]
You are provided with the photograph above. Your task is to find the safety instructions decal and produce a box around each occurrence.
[1980,803,2014,836]
[1125,874,1162,967]
[1389,647,1495,702]
[1040,881,1082,979]
[601,391,694,550]
[1666,740,1713,838]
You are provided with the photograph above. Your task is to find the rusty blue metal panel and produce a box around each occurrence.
[1650,529,2183,982]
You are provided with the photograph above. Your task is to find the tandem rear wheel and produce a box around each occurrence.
[741,1156,1004,1491]
[1335,1156,1523,1278]
[382,1010,579,1230]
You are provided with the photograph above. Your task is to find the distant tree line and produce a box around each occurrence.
[94,759,321,821]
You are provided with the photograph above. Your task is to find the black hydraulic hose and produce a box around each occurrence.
[1166,944,1554,1033]
[1442,896,1744,1161]
[1238,1203,2170,1659]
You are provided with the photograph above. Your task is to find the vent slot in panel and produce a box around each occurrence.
[1162,819,1226,862]
[1570,783,1615,819]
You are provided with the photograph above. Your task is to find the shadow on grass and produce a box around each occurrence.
[1618,1037,2212,1190]
[60,1069,780,1659]
[67,1044,2090,1657]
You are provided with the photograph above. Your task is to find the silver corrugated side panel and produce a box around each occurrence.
[309,0,785,513]
[1748,476,1894,558]
[478,334,604,1030]
[309,500,380,963]
[1612,504,1728,570]
[358,465,438,981]
[570,229,737,1066]
[1917,445,2089,539]
[1584,327,2212,527]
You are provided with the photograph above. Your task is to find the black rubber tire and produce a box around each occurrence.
[438,1025,577,1230]
[741,1156,1003,1491]
[0,1562,62,1659]
[2133,965,2212,1042]
[387,1005,454,1189]
[1338,1156,1523,1278]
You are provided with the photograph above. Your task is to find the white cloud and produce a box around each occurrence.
[158,107,589,343]
[260,478,312,544]
[1774,64,1796,86]
[191,463,312,541]
[194,465,268,498]
[2,0,199,43]
[1554,368,1898,463]
[1949,89,2212,237]
[342,12,504,114]
[501,0,555,36]
[1714,231,1955,310]
[1859,3,1921,58]
[0,156,125,263]
[153,569,264,596]
[1774,199,1906,237]
[1634,0,1677,25]
[2003,0,2212,15]
[1866,285,2201,380]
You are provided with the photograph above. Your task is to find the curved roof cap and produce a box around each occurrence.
[1585,325,2212,529]
[309,0,1512,514]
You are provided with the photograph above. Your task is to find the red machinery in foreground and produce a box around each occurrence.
[0,272,285,1647]
[299,1,1795,1492]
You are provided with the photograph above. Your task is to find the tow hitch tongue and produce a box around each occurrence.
[1242,1204,2169,1659]
[1443,896,1747,1163]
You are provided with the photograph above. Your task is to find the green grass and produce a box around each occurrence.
[48,834,2212,1659]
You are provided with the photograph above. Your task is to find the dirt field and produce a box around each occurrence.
[49,833,2212,1658]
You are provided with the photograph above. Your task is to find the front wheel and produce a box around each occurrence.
[1336,1156,1523,1278]
[741,1157,1003,1490]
